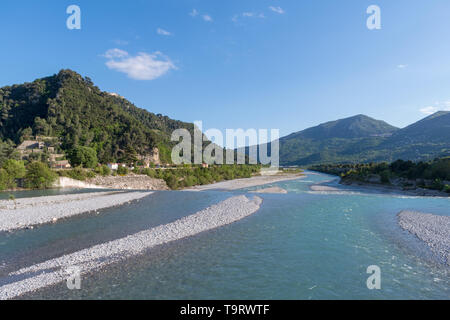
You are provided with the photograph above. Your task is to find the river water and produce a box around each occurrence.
[1,172,449,299]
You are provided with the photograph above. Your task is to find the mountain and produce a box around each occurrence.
[0,69,195,164]
[278,113,450,166]
[285,114,398,140]
[278,115,399,165]
[372,111,450,162]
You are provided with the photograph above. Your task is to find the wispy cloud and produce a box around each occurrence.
[419,101,450,115]
[103,49,176,80]
[202,14,213,22]
[190,9,213,22]
[397,64,408,69]
[157,28,172,36]
[269,6,285,14]
[232,12,265,24]
[189,9,199,17]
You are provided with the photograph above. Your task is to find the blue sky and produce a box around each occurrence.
[1,0,450,140]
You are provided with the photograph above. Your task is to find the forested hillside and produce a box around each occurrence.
[0,69,195,164]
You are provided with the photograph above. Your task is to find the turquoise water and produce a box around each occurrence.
[2,172,449,299]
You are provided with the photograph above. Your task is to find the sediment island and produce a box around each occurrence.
[0,195,262,300]
[0,191,152,232]
[398,211,450,266]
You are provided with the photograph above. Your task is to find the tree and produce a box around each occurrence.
[24,162,57,189]
[1,159,26,189]
[0,140,19,167]
[0,169,9,191]
[68,146,98,168]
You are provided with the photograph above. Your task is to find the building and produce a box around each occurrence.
[108,163,119,170]
[51,160,72,170]
[17,140,43,151]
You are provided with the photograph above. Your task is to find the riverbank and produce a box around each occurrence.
[186,173,305,191]
[0,191,152,232]
[86,174,169,190]
[341,180,449,197]
[0,195,262,300]
[398,211,450,266]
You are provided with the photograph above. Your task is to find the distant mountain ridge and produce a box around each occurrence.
[278,112,450,166]
[285,114,398,140]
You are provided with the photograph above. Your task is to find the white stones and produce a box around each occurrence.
[0,192,153,232]
[0,195,262,300]
[398,211,450,266]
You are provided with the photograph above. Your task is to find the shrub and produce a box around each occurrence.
[2,159,26,179]
[68,146,98,168]
[95,165,111,176]
[0,169,10,191]
[117,166,128,176]
[24,162,57,189]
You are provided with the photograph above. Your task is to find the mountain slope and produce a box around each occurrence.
[285,114,398,140]
[278,113,450,166]
[0,69,195,163]
[279,115,399,165]
[373,111,450,162]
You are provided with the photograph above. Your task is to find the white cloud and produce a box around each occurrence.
[103,48,129,59]
[189,9,199,17]
[269,6,285,14]
[397,64,408,69]
[232,12,265,23]
[157,28,172,36]
[103,49,176,80]
[203,14,213,22]
[419,101,450,115]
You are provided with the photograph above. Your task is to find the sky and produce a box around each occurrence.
[1,0,450,144]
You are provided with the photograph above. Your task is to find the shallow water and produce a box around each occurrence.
[2,172,449,299]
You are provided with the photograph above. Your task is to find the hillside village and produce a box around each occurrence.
[16,136,163,171]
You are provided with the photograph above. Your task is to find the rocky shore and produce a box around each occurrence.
[0,191,153,232]
[0,195,262,300]
[398,211,450,265]
[341,180,448,197]
[86,174,169,190]
[251,187,288,194]
[188,173,304,191]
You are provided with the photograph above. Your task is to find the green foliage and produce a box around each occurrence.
[58,167,96,181]
[160,165,261,190]
[68,146,98,168]
[0,140,19,167]
[279,112,450,166]
[3,159,26,179]
[0,159,26,189]
[95,164,111,176]
[0,169,9,191]
[24,162,57,189]
[0,70,198,165]
[117,166,128,176]
[311,158,450,192]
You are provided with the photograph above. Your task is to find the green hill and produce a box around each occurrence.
[279,113,450,166]
[0,69,195,164]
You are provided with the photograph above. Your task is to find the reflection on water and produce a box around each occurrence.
[1,173,449,300]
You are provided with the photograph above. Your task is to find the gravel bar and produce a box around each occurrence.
[398,211,450,266]
[0,195,262,299]
[0,191,153,232]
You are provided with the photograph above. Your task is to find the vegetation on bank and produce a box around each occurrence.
[56,164,261,189]
[0,159,57,190]
[310,158,450,193]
